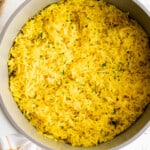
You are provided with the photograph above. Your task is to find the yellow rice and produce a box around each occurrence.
[8,0,150,147]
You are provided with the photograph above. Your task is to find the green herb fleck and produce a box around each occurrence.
[61,70,65,75]
[91,87,96,93]
[60,126,64,129]
[56,42,59,46]
[87,17,91,20]
[102,63,107,67]
[39,32,43,38]
[59,52,64,55]
[85,24,88,28]
[96,41,99,44]
[113,109,116,114]
[111,120,117,127]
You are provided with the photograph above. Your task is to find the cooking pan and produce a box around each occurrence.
[0,0,150,149]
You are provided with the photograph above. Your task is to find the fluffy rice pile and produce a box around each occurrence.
[8,0,150,147]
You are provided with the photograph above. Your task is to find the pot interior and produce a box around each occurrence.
[0,0,150,150]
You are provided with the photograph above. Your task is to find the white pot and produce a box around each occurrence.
[0,0,150,149]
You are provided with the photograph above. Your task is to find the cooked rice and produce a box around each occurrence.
[8,0,150,147]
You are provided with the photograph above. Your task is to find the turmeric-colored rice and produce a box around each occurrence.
[8,0,150,147]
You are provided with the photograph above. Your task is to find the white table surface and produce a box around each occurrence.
[0,0,150,150]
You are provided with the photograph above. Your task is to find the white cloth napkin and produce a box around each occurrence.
[0,134,44,150]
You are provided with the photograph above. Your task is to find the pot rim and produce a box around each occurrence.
[0,0,150,150]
